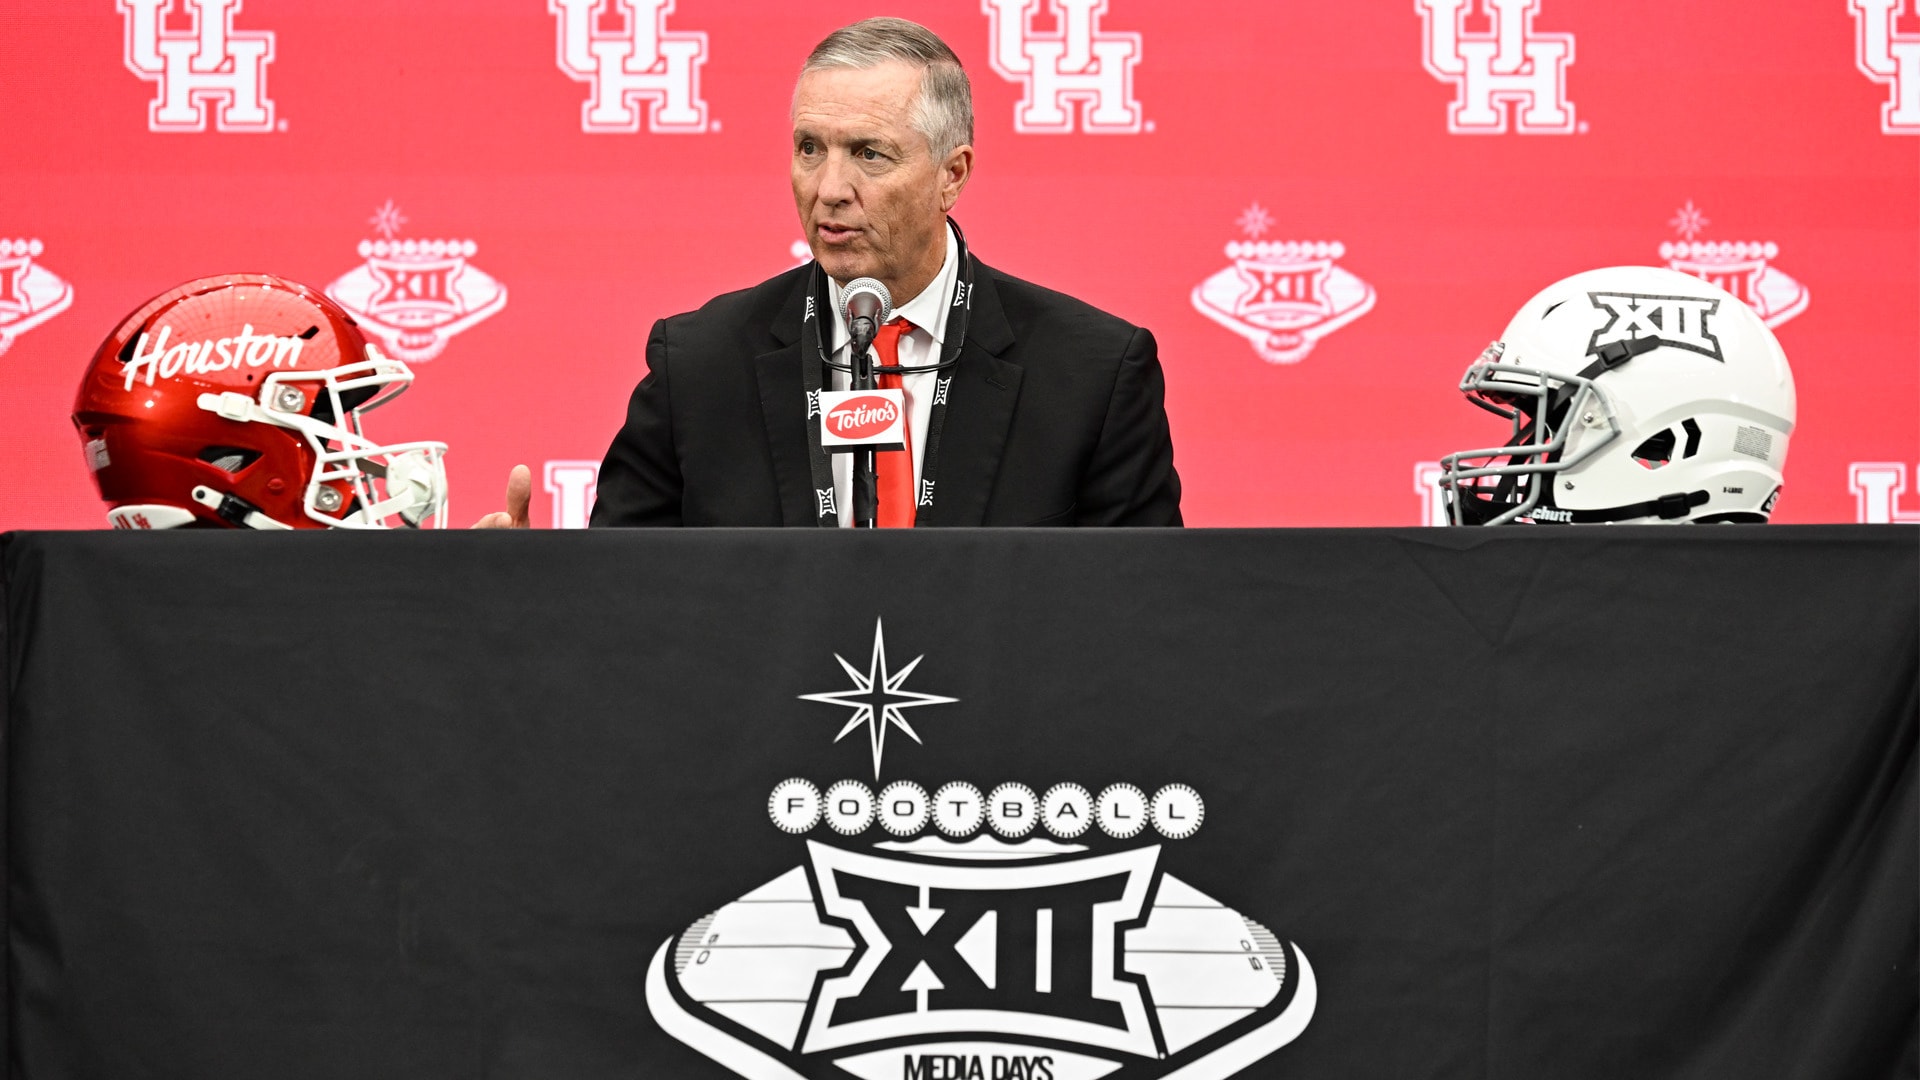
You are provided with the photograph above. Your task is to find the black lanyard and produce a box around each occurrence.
[800,221,975,527]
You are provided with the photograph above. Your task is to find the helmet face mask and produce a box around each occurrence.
[1439,267,1796,526]
[74,274,448,530]
[1444,343,1622,525]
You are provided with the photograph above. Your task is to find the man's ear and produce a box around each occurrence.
[938,144,973,212]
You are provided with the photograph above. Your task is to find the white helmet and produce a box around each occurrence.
[1439,266,1796,526]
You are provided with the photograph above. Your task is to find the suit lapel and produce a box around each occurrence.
[919,262,1021,527]
[754,275,823,526]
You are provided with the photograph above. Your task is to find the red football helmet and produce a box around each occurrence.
[73,274,447,530]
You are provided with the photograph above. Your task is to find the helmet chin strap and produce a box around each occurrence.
[190,486,292,530]
[1540,488,1710,524]
[1546,334,1664,415]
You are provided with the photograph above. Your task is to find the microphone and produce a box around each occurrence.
[841,278,892,388]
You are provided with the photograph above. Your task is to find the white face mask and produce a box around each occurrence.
[375,448,449,528]
[196,345,451,530]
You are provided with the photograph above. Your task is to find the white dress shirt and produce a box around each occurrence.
[823,222,960,527]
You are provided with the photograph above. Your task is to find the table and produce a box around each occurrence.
[2,527,1913,1078]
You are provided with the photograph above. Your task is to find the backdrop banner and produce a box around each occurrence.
[2,1,1917,529]
[2,526,1915,1078]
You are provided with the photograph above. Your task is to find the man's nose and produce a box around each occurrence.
[815,152,858,205]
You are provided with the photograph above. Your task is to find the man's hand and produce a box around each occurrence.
[470,464,533,528]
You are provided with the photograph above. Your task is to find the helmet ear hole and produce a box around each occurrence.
[197,446,262,473]
[1630,428,1676,470]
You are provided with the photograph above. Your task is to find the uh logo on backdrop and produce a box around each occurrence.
[647,619,1317,1080]
[119,0,276,133]
[1416,0,1577,135]
[1853,0,1920,134]
[983,0,1143,134]
[550,0,711,133]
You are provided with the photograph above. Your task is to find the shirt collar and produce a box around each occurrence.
[828,221,960,350]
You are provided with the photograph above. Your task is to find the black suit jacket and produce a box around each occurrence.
[588,256,1181,527]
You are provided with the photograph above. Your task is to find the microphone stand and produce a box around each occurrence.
[849,317,879,528]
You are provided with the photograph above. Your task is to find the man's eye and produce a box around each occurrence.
[860,148,880,161]
[798,140,817,155]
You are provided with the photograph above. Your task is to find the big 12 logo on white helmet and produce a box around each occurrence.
[119,0,276,133]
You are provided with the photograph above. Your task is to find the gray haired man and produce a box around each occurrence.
[482,18,1181,528]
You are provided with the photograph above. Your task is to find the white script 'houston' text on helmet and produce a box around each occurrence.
[1439,266,1796,526]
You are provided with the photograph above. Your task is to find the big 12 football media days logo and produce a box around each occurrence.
[646,620,1317,1080]
[119,0,277,133]
[550,0,712,134]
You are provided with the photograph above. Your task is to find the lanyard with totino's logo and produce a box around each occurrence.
[800,219,975,527]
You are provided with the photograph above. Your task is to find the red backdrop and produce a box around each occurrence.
[2,0,1915,528]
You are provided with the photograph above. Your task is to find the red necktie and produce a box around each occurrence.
[871,318,916,528]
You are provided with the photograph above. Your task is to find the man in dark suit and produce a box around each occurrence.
[477,18,1179,528]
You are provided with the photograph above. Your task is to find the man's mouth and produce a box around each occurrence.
[815,222,861,245]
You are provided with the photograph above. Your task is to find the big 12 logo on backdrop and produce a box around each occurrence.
[983,0,1143,134]
[1658,202,1809,330]
[1853,0,1920,134]
[118,0,276,133]
[325,202,507,364]
[1416,0,1576,135]
[0,238,73,358]
[1191,204,1375,365]
[550,0,711,134]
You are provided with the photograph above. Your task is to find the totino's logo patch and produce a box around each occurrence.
[645,622,1317,1079]
[827,396,902,439]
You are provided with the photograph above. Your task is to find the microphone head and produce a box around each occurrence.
[840,277,893,327]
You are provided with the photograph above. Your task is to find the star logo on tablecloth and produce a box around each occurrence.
[799,619,957,779]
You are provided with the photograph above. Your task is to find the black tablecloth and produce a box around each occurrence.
[2,527,1914,1079]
